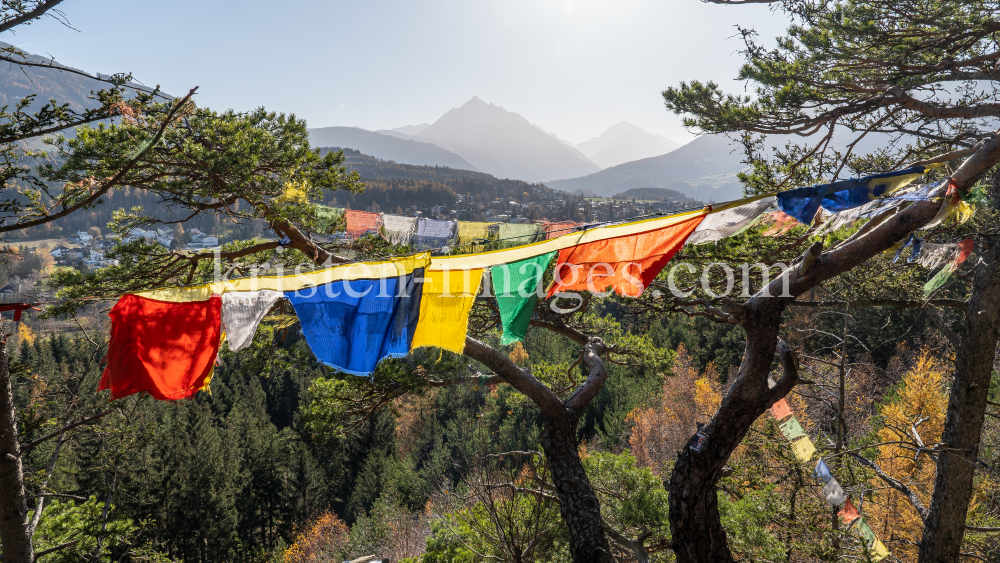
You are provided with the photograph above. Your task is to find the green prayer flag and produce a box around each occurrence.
[923,266,953,296]
[780,416,806,441]
[315,205,345,233]
[857,518,876,547]
[492,252,556,345]
[498,223,544,248]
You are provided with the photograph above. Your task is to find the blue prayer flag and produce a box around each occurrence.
[285,269,424,376]
[778,166,927,224]
[814,459,833,483]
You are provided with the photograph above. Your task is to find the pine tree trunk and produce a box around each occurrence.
[668,300,786,563]
[0,338,33,563]
[919,239,1000,563]
[540,412,611,563]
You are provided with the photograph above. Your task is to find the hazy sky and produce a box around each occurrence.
[7,0,789,144]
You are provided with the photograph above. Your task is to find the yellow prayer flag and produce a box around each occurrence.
[791,436,816,462]
[411,268,484,353]
[871,538,889,561]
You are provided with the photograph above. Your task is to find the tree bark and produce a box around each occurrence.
[668,300,787,562]
[919,237,1000,563]
[464,336,612,563]
[0,337,33,563]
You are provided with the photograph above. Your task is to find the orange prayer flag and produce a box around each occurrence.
[838,498,861,525]
[542,220,579,239]
[100,294,222,401]
[547,214,704,298]
[345,209,382,239]
[762,211,798,236]
[770,398,793,420]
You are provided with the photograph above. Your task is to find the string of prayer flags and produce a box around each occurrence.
[780,416,807,440]
[685,196,775,245]
[411,268,484,353]
[791,436,816,462]
[314,205,345,234]
[547,211,706,298]
[100,294,222,401]
[498,223,544,248]
[285,266,424,376]
[770,398,793,420]
[768,397,890,561]
[416,218,457,250]
[813,459,833,483]
[777,165,928,225]
[924,237,974,296]
[492,251,556,345]
[380,215,418,246]
[345,210,382,239]
[222,290,284,352]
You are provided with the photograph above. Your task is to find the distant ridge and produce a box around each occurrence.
[612,187,699,204]
[411,97,601,182]
[575,122,682,168]
[546,135,745,202]
[308,126,478,171]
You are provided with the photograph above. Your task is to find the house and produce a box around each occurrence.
[50,245,71,258]
[72,231,93,243]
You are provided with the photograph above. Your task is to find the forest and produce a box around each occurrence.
[2,1,1000,563]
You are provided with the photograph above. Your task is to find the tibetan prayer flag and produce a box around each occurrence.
[814,459,833,483]
[547,213,704,298]
[839,498,861,525]
[315,205,344,233]
[924,237,974,296]
[770,398,793,420]
[822,477,847,506]
[686,197,775,245]
[780,416,806,441]
[762,211,800,236]
[492,252,556,345]
[222,290,284,351]
[345,210,382,239]
[285,269,423,376]
[857,518,876,546]
[915,242,958,270]
[457,222,498,250]
[542,220,578,239]
[411,268,484,353]
[416,218,456,250]
[778,166,927,224]
[498,223,543,248]
[381,214,418,246]
[792,436,816,462]
[101,294,222,401]
[871,538,889,561]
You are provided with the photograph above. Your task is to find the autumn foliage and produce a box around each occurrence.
[282,512,349,563]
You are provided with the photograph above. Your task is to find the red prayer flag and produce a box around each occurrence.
[100,294,222,401]
[954,237,974,269]
[547,214,704,298]
[838,498,861,525]
[770,398,793,420]
[345,210,382,239]
[542,220,579,240]
[762,211,799,236]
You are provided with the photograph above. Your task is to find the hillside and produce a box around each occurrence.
[575,122,682,168]
[318,148,563,214]
[410,97,601,182]
[612,187,699,204]
[307,126,478,171]
[546,134,746,201]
